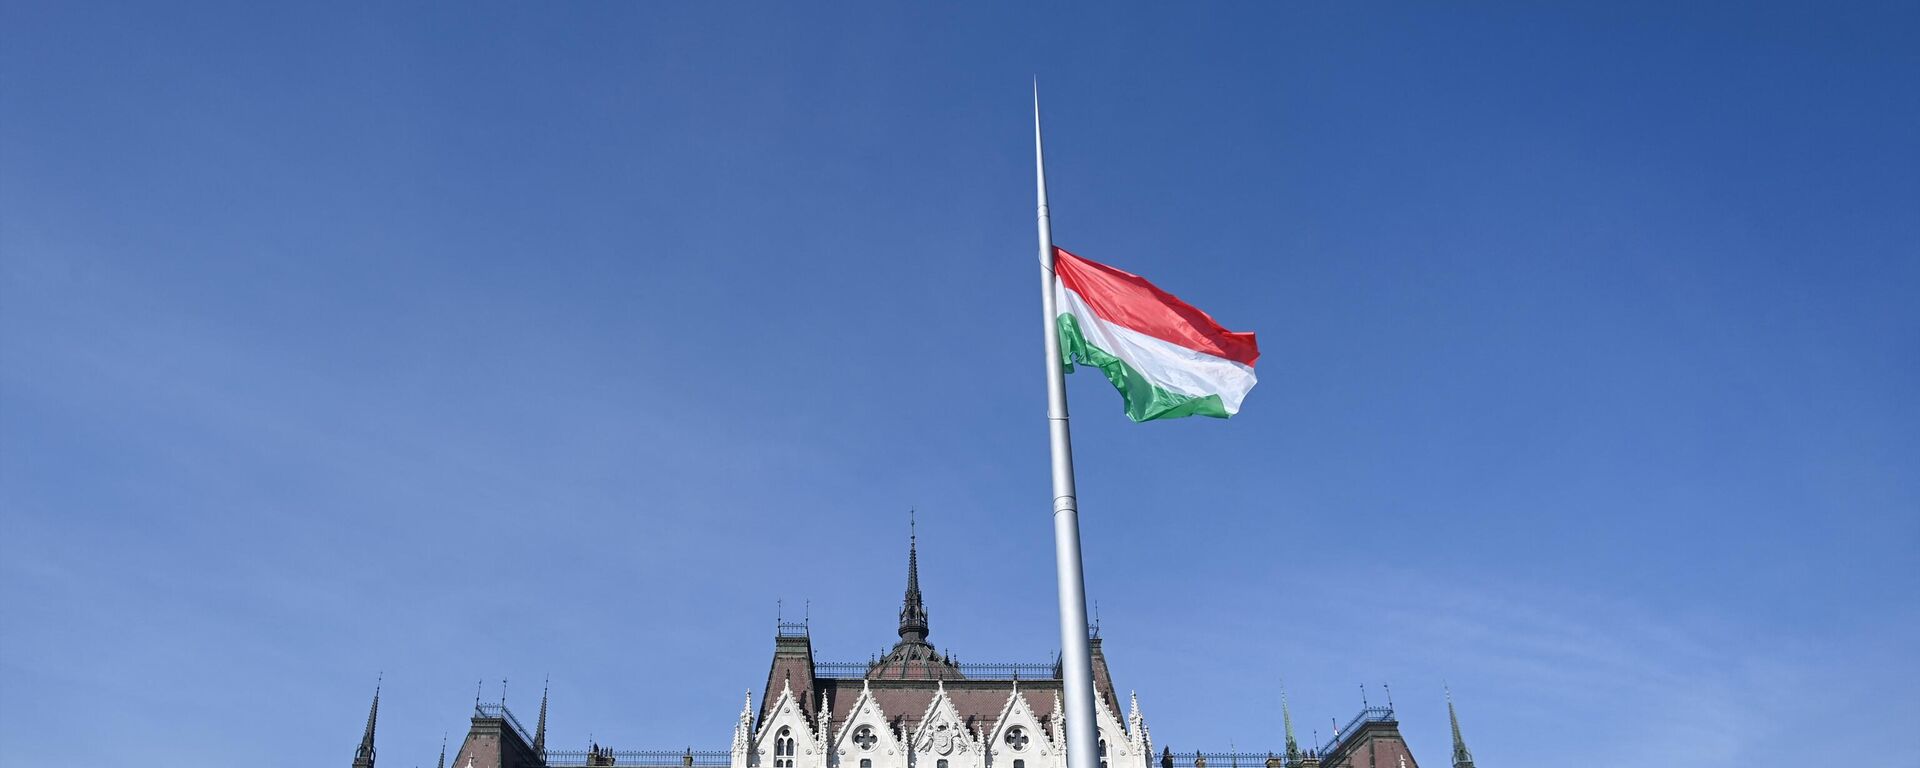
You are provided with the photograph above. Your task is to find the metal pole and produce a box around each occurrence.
[1034,82,1100,768]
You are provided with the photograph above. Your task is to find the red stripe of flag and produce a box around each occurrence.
[1053,246,1260,367]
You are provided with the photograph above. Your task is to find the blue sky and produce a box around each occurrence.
[3,2,1916,766]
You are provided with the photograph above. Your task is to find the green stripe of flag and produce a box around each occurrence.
[1058,313,1230,422]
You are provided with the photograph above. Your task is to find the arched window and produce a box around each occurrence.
[775,727,797,768]
[1014,760,1026,768]
[861,760,872,768]
[938,760,949,768]
[1098,739,1109,768]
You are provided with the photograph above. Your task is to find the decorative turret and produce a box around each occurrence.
[817,689,834,746]
[1448,689,1475,768]
[533,681,549,759]
[733,691,755,752]
[1049,691,1066,753]
[1127,691,1152,756]
[352,681,379,768]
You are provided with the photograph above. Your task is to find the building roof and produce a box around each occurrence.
[759,534,1122,735]
[409,530,1446,768]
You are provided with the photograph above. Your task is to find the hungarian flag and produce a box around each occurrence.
[1053,246,1259,422]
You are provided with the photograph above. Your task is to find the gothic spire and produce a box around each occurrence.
[869,512,961,678]
[533,680,549,757]
[436,735,447,768]
[898,512,928,644]
[352,679,379,768]
[1282,686,1301,764]
[1447,688,1474,768]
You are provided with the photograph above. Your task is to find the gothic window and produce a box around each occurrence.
[1014,761,1026,768]
[1004,727,1029,752]
[776,727,796,768]
[1098,739,1109,768]
[861,760,872,768]
[938,760,949,768]
[854,726,878,751]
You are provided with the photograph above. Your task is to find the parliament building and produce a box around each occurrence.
[348,538,1479,768]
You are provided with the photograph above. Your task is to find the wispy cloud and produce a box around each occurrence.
[1294,569,1913,767]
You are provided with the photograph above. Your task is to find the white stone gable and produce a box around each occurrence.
[1037,691,1145,768]
[986,687,1057,768]
[832,681,905,763]
[1093,691,1137,767]
[757,681,823,768]
[913,683,982,768]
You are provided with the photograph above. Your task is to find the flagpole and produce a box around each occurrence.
[1034,82,1101,768]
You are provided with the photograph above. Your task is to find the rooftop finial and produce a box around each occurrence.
[437,734,447,768]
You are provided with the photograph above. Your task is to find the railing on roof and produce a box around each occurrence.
[544,749,731,767]
[1165,751,1284,768]
[813,661,1062,680]
[474,703,535,747]
[1316,706,1395,759]
[1170,707,1394,768]
[777,621,810,638]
